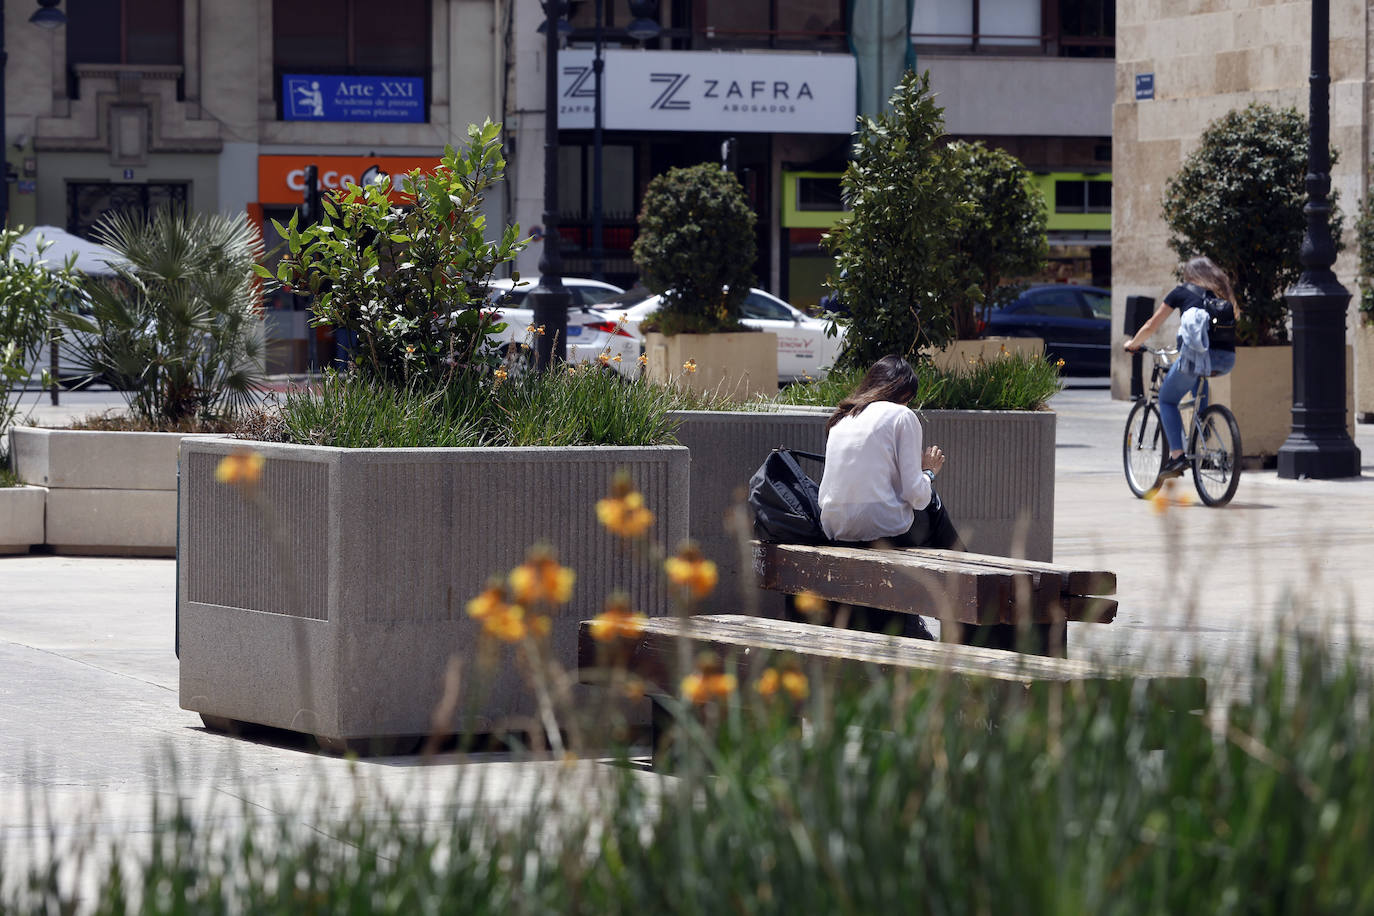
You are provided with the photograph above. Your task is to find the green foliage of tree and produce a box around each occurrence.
[268,121,526,388]
[55,208,268,427]
[1162,103,1344,346]
[1355,165,1374,325]
[0,229,77,439]
[631,162,758,334]
[946,141,1049,338]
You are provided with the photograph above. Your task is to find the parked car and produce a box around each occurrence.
[595,287,845,383]
[984,284,1112,375]
[484,277,639,373]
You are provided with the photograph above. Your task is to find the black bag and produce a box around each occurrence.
[1186,283,1237,349]
[748,448,827,544]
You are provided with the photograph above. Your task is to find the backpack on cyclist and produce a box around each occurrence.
[748,448,827,544]
[1185,283,1237,349]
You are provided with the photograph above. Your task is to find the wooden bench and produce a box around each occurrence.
[753,542,1118,656]
[577,615,1205,762]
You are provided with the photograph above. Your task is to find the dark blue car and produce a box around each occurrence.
[985,284,1112,375]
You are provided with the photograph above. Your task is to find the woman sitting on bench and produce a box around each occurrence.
[816,354,962,638]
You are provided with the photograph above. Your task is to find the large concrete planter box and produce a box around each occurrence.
[1207,346,1354,462]
[0,485,46,554]
[1354,324,1374,422]
[8,427,212,556]
[670,408,1056,617]
[925,336,1044,372]
[177,438,689,744]
[645,331,778,400]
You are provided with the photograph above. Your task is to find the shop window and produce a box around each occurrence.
[910,0,1114,56]
[1054,179,1111,214]
[274,0,430,78]
[66,182,188,240]
[695,0,846,50]
[1059,0,1115,57]
[795,176,844,213]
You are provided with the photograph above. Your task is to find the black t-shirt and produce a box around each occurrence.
[1163,283,1236,352]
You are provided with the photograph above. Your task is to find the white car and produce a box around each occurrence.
[595,287,845,383]
[484,277,639,373]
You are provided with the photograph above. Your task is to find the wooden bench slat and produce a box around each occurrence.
[577,615,1203,710]
[896,548,1116,597]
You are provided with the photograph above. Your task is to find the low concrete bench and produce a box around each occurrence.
[577,615,1204,761]
[753,542,1118,656]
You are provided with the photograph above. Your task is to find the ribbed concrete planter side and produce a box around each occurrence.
[177,438,690,741]
[669,408,1056,617]
[645,331,779,400]
[0,485,46,554]
[8,427,214,555]
[925,336,1045,373]
[1207,346,1354,461]
[1355,325,1374,422]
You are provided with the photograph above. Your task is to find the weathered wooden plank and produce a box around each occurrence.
[898,548,1116,597]
[577,615,1203,711]
[1061,595,1119,624]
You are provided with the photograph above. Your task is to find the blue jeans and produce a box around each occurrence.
[1158,349,1237,451]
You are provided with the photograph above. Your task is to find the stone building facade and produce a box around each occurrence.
[1109,0,1367,398]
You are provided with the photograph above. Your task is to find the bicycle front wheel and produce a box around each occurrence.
[1123,400,1166,498]
[1190,404,1242,506]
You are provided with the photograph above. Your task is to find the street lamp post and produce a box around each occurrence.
[590,0,604,281]
[1275,0,1361,479]
[528,0,572,371]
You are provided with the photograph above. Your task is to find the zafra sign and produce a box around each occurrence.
[282,74,425,123]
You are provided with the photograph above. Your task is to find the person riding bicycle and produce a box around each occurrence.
[1122,256,1240,484]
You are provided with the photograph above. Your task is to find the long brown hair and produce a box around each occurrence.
[826,355,919,432]
[1183,256,1241,315]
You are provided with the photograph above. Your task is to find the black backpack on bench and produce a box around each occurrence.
[748,448,827,544]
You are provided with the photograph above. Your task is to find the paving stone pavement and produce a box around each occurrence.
[3,383,1374,900]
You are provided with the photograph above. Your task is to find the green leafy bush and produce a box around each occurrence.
[267,121,525,388]
[1356,164,1374,325]
[945,140,1049,337]
[825,71,963,366]
[1163,103,1344,346]
[54,208,266,427]
[0,228,77,440]
[631,162,757,335]
[775,351,1063,412]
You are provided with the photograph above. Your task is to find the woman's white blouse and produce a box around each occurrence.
[818,400,932,542]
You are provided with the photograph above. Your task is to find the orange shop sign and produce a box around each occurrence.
[257,155,442,205]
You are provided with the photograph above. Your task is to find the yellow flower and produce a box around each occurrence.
[214,450,265,487]
[999,344,1008,355]
[1056,358,1066,368]
[405,345,416,355]
[508,546,576,605]
[637,354,648,368]
[681,656,737,704]
[597,352,611,366]
[780,670,810,700]
[665,543,718,599]
[682,359,698,374]
[465,579,510,620]
[588,592,647,643]
[484,605,529,642]
[756,668,780,697]
[612,355,622,363]
[793,590,827,619]
[757,662,808,700]
[596,472,655,538]
[1148,477,1193,515]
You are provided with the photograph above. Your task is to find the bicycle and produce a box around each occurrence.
[1122,346,1243,506]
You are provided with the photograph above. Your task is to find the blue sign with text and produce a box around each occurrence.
[1135,73,1155,101]
[282,74,425,123]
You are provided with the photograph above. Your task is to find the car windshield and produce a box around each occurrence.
[1082,290,1112,319]
[595,288,656,309]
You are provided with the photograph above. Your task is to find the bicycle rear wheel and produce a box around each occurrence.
[1190,404,1242,506]
[1122,400,1166,498]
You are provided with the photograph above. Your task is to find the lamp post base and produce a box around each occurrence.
[1276,277,1361,479]
[1276,430,1361,479]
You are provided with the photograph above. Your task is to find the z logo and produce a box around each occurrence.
[563,66,595,98]
[649,73,691,110]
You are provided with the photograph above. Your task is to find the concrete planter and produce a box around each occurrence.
[0,485,47,554]
[7,427,215,556]
[177,438,689,745]
[1207,346,1354,462]
[1354,324,1374,423]
[645,331,778,401]
[669,407,1056,617]
[925,336,1045,373]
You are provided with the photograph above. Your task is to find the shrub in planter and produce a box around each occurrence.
[1356,163,1374,325]
[54,208,267,428]
[1162,103,1344,346]
[631,162,757,335]
[0,228,77,443]
[268,121,526,388]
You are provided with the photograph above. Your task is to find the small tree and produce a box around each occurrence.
[632,162,757,335]
[0,229,77,439]
[269,121,526,388]
[1356,165,1374,325]
[945,141,1049,338]
[1162,103,1343,346]
[824,71,967,367]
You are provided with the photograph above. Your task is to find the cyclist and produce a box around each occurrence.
[1122,256,1240,483]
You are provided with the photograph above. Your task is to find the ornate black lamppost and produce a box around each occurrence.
[1276,0,1361,478]
[527,1,573,371]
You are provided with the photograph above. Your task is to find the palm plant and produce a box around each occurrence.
[56,207,267,427]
